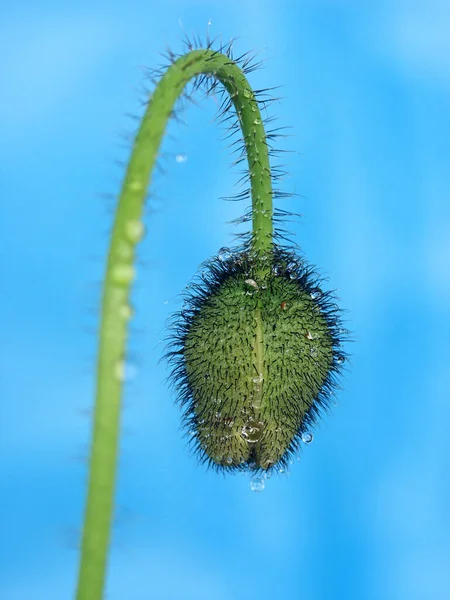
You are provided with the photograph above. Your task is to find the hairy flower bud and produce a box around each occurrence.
[164,245,348,473]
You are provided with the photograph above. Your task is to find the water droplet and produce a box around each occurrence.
[250,477,265,492]
[254,118,262,125]
[244,278,259,290]
[128,180,143,191]
[337,355,346,365]
[301,432,314,444]
[243,89,252,99]
[339,328,350,336]
[111,264,135,286]
[241,417,263,443]
[175,153,188,163]
[124,219,145,243]
[207,17,212,26]
[310,346,318,358]
[119,303,133,320]
[226,457,233,464]
[310,288,322,300]
[215,412,222,419]
[218,247,232,262]
[252,373,264,385]
[114,360,138,382]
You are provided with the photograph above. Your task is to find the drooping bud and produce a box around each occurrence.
[164,245,348,474]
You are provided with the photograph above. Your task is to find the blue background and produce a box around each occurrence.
[1,1,449,599]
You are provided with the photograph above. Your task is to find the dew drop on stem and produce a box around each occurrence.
[114,360,138,382]
[111,264,135,286]
[124,220,145,244]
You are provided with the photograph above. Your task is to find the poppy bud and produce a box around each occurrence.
[164,245,348,474]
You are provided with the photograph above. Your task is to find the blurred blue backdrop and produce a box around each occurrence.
[1,1,449,599]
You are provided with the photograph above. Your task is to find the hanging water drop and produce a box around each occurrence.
[301,432,314,444]
[250,477,265,492]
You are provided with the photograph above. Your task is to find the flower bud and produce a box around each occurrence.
[164,245,348,473]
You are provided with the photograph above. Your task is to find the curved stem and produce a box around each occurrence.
[75,48,274,600]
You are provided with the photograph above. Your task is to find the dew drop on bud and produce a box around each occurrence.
[244,278,259,290]
[218,247,231,262]
[301,432,314,444]
[241,417,263,443]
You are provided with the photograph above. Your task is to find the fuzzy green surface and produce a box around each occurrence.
[184,273,334,469]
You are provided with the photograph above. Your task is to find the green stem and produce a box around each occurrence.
[75,48,274,600]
